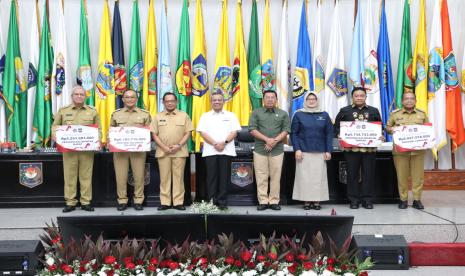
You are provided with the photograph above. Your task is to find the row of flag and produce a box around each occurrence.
[0,0,465,158]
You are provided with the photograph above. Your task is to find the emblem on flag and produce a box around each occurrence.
[327,68,348,97]
[261,60,275,90]
[444,53,458,89]
[249,65,262,98]
[96,62,115,99]
[427,48,444,93]
[214,66,232,100]
[114,65,127,96]
[147,67,157,95]
[55,53,66,95]
[28,62,38,89]
[292,67,309,100]
[231,58,240,97]
[175,60,192,96]
[77,65,93,93]
[192,55,208,97]
[130,61,143,92]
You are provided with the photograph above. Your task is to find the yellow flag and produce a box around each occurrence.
[261,0,275,91]
[412,0,428,113]
[227,0,250,125]
[192,0,210,152]
[95,0,114,143]
[213,0,232,100]
[143,0,158,116]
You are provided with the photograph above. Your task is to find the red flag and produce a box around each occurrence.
[441,0,465,150]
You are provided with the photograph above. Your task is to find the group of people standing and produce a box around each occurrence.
[53,85,427,213]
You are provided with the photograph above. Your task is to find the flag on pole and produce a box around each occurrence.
[112,0,126,108]
[363,0,380,112]
[95,0,115,144]
[51,0,71,115]
[192,0,210,152]
[213,0,232,100]
[26,0,40,148]
[291,0,313,117]
[261,0,275,92]
[33,1,54,147]
[157,0,173,112]
[142,0,158,116]
[3,0,27,148]
[413,0,428,113]
[275,0,290,113]
[324,0,348,121]
[313,0,325,105]
[77,0,94,106]
[427,0,447,158]
[441,0,465,150]
[349,0,364,88]
[175,0,192,116]
[229,0,251,126]
[129,0,144,108]
[395,0,413,109]
[247,0,261,110]
[0,1,8,143]
[377,0,395,142]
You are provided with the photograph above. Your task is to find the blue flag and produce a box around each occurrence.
[157,0,173,112]
[349,0,364,88]
[377,0,395,141]
[112,0,126,108]
[291,0,313,117]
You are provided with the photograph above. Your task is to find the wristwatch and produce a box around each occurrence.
[224,140,229,144]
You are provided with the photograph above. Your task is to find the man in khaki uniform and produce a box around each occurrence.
[110,90,151,211]
[386,92,429,210]
[151,92,193,211]
[52,86,100,213]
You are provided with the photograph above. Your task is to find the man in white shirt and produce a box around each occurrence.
[197,91,241,210]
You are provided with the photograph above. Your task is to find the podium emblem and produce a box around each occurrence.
[19,163,43,188]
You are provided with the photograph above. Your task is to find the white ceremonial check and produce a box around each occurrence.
[340,121,382,148]
[108,126,151,152]
[393,123,435,152]
[55,125,100,152]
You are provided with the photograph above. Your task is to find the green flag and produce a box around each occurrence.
[129,0,144,108]
[77,0,94,106]
[33,2,54,147]
[175,0,192,115]
[395,0,414,109]
[3,0,27,148]
[247,0,262,110]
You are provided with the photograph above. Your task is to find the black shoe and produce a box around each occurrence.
[81,204,94,212]
[257,204,268,211]
[117,204,127,211]
[398,201,408,209]
[412,200,424,210]
[134,204,143,211]
[173,205,186,211]
[350,202,359,209]
[312,204,321,210]
[303,203,312,210]
[270,204,281,211]
[362,202,373,209]
[62,205,75,213]
[158,205,171,211]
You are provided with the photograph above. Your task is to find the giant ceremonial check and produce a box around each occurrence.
[55,125,100,152]
[339,121,382,148]
[108,127,151,152]
[392,123,435,152]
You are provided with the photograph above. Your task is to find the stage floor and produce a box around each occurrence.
[1,190,465,275]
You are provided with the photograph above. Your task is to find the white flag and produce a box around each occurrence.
[324,0,349,121]
[313,0,325,106]
[26,1,40,148]
[51,0,72,114]
[275,0,290,113]
[363,0,381,113]
[427,0,447,158]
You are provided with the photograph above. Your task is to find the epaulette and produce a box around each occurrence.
[414,108,426,114]
[392,108,402,113]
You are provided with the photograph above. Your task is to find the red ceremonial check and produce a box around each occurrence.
[108,126,151,152]
[55,125,100,152]
[339,121,382,148]
[393,123,435,152]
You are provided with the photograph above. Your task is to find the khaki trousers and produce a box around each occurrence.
[157,157,186,206]
[253,152,283,205]
[113,152,147,204]
[63,152,94,206]
[393,151,425,201]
